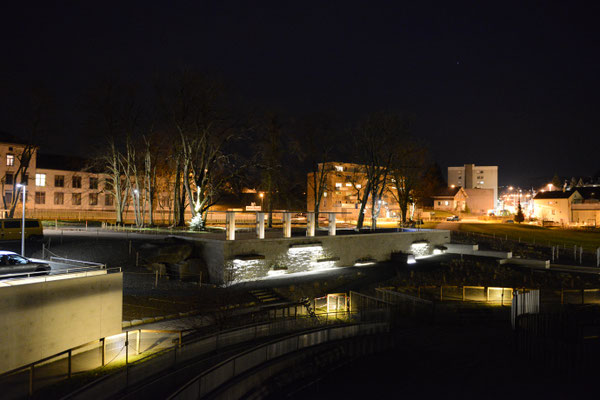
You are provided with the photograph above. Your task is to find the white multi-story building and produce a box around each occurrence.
[448,164,498,203]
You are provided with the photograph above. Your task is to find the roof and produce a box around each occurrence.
[36,153,98,173]
[573,186,600,200]
[533,190,579,200]
[433,186,462,198]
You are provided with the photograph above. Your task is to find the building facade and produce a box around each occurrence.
[448,164,498,203]
[306,162,402,221]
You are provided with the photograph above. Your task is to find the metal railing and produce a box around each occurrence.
[65,315,344,400]
[168,321,390,399]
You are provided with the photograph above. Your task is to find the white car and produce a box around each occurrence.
[0,251,51,277]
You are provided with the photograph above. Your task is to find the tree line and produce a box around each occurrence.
[1,70,446,229]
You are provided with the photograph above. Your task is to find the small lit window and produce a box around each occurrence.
[335,165,343,172]
[345,183,352,187]
[6,154,14,166]
[335,182,342,188]
[479,181,484,184]
[35,173,46,187]
[356,184,362,189]
[323,192,327,197]
[445,201,449,206]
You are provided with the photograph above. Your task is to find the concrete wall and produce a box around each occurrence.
[0,272,122,374]
[197,230,450,284]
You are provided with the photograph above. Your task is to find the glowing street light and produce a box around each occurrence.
[16,183,26,256]
[259,192,264,210]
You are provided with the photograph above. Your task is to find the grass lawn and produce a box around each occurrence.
[456,223,600,252]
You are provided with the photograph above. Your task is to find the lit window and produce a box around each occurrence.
[323,192,327,197]
[6,154,14,166]
[35,173,46,187]
[356,184,362,189]
[445,201,449,206]
[335,182,342,188]
[345,183,352,187]
[479,181,484,184]
[335,165,343,172]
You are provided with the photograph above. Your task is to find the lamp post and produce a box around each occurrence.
[259,192,264,211]
[133,189,140,226]
[16,183,26,256]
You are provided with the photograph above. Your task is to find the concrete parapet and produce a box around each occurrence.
[498,258,550,268]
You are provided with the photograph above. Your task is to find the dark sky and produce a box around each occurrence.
[2,1,600,187]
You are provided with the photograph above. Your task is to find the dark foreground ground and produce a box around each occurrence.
[288,322,596,399]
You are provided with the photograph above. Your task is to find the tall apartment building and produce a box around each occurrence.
[447,164,498,203]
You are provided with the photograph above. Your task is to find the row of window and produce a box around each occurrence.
[4,173,100,189]
[35,174,99,189]
[32,192,113,206]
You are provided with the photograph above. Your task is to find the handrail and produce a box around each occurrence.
[0,266,120,283]
[49,256,105,268]
[168,320,388,399]
[63,309,315,398]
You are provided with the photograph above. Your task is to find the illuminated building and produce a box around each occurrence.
[447,164,498,203]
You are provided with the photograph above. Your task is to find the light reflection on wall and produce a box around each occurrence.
[410,242,431,258]
[226,243,337,283]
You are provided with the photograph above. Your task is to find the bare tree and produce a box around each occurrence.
[292,113,338,227]
[352,112,399,230]
[388,138,427,225]
[156,70,238,230]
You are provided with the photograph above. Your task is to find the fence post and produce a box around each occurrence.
[68,349,72,378]
[125,331,129,365]
[102,338,106,366]
[137,330,141,354]
[29,365,34,396]
[597,248,600,268]
[579,246,583,265]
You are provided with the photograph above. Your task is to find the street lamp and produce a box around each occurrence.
[16,183,26,256]
[259,192,264,210]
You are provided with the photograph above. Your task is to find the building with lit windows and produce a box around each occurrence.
[448,164,498,203]
[306,162,402,221]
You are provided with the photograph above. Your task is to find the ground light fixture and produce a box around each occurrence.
[16,183,26,256]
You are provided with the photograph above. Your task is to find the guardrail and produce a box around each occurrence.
[169,321,389,399]
[65,316,348,400]
[0,266,120,286]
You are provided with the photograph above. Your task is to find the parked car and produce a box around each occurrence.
[0,219,44,241]
[504,219,514,224]
[446,215,460,221]
[0,251,51,277]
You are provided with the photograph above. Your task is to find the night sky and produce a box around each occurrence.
[2,1,600,187]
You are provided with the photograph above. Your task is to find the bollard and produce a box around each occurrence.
[556,246,559,260]
[597,248,600,268]
[551,246,555,262]
[580,246,583,265]
[155,270,158,288]
[42,243,45,259]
